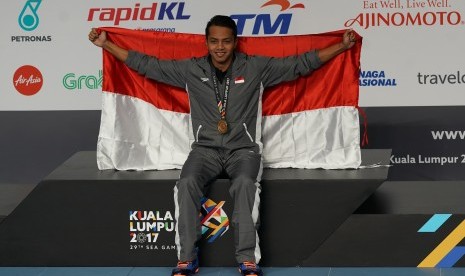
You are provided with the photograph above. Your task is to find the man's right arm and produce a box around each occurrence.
[88,28,188,89]
[88,28,128,62]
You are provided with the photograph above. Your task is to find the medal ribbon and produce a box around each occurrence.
[212,73,230,119]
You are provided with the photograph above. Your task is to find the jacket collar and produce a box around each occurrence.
[198,52,247,74]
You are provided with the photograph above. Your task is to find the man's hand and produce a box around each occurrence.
[342,29,356,50]
[88,28,106,47]
[88,28,128,62]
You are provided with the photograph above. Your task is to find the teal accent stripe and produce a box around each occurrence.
[418,214,452,233]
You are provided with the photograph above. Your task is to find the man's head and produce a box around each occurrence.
[205,15,238,71]
[205,15,237,39]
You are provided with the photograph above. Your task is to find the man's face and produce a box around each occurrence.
[206,25,237,70]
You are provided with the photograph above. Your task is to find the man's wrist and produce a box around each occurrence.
[340,42,349,51]
[101,40,110,49]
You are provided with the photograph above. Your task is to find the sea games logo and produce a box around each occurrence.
[129,198,229,251]
[200,197,230,243]
[13,65,43,96]
[129,210,176,251]
[345,0,464,29]
[13,0,52,42]
[231,0,305,35]
[87,2,190,26]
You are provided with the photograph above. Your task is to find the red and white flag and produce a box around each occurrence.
[97,27,362,170]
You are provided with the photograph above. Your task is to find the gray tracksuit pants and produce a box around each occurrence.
[174,146,262,264]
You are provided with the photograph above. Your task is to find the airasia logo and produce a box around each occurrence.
[13,65,43,96]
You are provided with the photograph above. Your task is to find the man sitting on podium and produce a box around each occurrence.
[89,15,356,276]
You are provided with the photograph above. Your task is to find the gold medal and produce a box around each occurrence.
[217,118,228,134]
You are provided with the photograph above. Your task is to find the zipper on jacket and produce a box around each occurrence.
[243,123,254,142]
[196,125,203,142]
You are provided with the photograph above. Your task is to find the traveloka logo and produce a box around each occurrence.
[87,2,190,26]
[19,0,41,31]
[359,70,397,87]
[63,70,102,90]
[201,197,229,243]
[417,71,465,85]
[129,210,176,251]
[231,0,306,35]
[345,0,464,29]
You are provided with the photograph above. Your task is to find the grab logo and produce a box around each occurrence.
[13,65,43,96]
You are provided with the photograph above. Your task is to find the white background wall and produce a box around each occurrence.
[1,0,464,110]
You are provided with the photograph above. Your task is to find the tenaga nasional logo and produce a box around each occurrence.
[13,65,44,96]
[359,70,397,87]
[13,0,52,43]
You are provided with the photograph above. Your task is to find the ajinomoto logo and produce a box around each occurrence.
[18,0,41,31]
[13,65,43,96]
[345,0,464,29]
[231,0,306,35]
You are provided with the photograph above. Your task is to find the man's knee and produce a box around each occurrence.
[176,175,202,192]
[230,174,257,194]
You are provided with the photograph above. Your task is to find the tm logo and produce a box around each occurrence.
[231,0,305,35]
[19,0,41,31]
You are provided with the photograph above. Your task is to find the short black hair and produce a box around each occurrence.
[205,15,237,39]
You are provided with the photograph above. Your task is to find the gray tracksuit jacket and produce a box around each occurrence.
[125,50,322,153]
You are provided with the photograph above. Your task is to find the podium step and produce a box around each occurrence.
[0,150,390,267]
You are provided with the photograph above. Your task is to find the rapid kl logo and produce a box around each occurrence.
[87,2,190,26]
[19,0,41,31]
[231,0,306,35]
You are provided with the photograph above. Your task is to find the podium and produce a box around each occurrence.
[0,150,391,266]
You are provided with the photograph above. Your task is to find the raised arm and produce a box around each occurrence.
[317,29,356,64]
[88,28,128,62]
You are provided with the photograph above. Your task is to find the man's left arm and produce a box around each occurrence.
[259,29,356,88]
[317,29,356,64]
